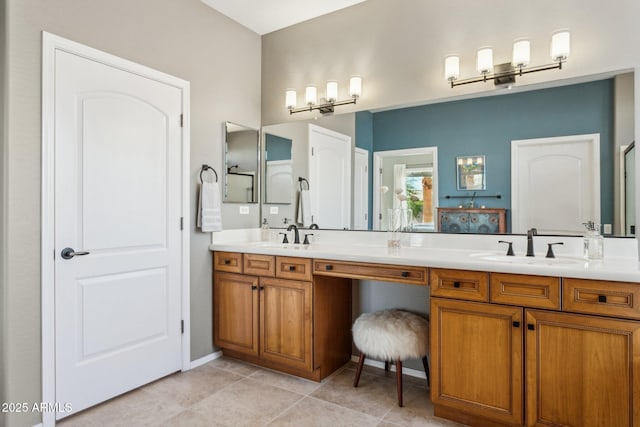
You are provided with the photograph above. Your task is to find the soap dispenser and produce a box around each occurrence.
[261,218,270,241]
[583,221,604,260]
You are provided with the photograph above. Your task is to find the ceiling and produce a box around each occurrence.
[200,0,368,35]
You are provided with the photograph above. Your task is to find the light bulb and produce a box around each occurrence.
[305,85,317,105]
[349,76,362,98]
[551,30,570,61]
[444,55,460,81]
[476,47,493,74]
[285,89,297,109]
[326,81,338,102]
[512,39,530,67]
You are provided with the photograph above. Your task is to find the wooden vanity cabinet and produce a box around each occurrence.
[433,272,640,427]
[526,309,640,427]
[213,252,351,381]
[431,298,524,426]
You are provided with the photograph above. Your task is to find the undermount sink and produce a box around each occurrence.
[470,253,583,266]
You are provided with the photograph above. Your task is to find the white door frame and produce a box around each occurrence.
[353,147,370,230]
[41,32,191,427]
[373,147,439,230]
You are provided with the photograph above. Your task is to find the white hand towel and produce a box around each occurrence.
[198,181,222,232]
[296,189,312,227]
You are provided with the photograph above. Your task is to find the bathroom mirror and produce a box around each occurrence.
[224,122,259,203]
[263,133,293,204]
[261,72,635,237]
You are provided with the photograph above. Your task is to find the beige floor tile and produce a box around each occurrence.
[383,388,467,427]
[58,388,184,427]
[207,356,263,377]
[311,366,425,418]
[158,409,215,427]
[142,365,244,408]
[268,396,379,427]
[249,367,322,395]
[190,378,303,427]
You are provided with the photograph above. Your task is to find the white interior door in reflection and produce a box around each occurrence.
[511,134,600,234]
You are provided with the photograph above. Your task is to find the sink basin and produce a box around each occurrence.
[470,253,583,266]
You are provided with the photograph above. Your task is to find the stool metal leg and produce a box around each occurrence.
[354,353,366,387]
[384,361,390,372]
[422,355,430,388]
[396,359,403,407]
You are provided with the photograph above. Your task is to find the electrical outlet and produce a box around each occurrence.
[239,206,249,215]
[603,223,612,234]
[270,206,279,214]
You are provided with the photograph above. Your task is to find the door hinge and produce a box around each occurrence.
[365,166,368,173]
[311,147,314,156]
[364,213,368,220]
[180,114,184,128]
[180,217,184,230]
[379,167,383,174]
[181,320,184,334]
[379,213,382,220]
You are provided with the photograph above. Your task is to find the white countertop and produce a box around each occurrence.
[209,229,640,283]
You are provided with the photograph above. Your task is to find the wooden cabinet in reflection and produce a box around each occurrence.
[437,207,507,234]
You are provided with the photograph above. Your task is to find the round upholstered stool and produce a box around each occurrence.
[352,309,430,407]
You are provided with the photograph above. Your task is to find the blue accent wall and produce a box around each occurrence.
[366,79,614,232]
[264,133,292,161]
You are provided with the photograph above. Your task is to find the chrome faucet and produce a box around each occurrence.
[287,224,300,244]
[526,228,537,257]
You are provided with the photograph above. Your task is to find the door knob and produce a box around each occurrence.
[61,247,90,260]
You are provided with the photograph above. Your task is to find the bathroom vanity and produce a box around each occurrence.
[210,232,640,427]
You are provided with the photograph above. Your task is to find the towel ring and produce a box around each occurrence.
[200,164,218,183]
[298,177,309,191]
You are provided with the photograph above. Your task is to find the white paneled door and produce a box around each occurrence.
[511,134,600,235]
[308,124,352,229]
[53,47,184,418]
[353,147,369,230]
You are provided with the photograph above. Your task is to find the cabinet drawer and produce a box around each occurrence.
[430,268,489,301]
[563,278,640,320]
[213,251,243,273]
[491,273,560,310]
[243,254,275,277]
[313,259,428,285]
[276,256,312,281]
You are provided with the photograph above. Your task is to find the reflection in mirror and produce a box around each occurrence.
[373,148,438,232]
[264,133,293,204]
[261,72,635,236]
[224,122,259,203]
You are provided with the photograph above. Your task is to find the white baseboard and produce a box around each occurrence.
[189,351,223,369]
[350,355,427,380]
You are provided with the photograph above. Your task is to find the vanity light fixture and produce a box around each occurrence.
[445,30,570,88]
[286,76,362,114]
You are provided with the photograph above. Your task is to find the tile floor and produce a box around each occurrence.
[58,357,466,427]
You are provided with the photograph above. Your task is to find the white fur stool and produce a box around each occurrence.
[352,309,430,407]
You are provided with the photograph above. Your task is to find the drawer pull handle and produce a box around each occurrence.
[598,295,607,303]
[289,265,296,271]
[401,271,409,277]
[251,286,257,291]
[453,281,461,288]
[223,259,231,265]
[325,265,333,271]
[259,286,264,291]
[513,321,520,328]
[527,324,535,331]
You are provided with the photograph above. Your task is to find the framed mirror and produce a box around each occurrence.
[456,155,485,191]
[224,122,259,203]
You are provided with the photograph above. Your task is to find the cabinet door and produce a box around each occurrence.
[213,272,259,356]
[431,298,523,425]
[260,277,313,371]
[526,310,640,427]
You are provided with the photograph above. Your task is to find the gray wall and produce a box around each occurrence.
[2,1,260,425]
[0,0,7,416]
